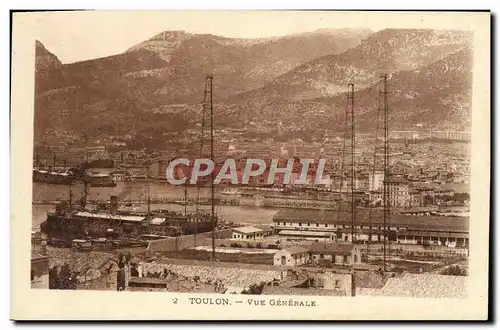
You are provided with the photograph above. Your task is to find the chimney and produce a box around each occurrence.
[110,196,118,215]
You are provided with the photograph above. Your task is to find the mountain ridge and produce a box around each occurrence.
[33,28,473,148]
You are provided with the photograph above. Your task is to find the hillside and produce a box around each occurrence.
[35,41,64,94]
[239,47,473,133]
[33,28,473,148]
[122,29,373,101]
[225,29,472,105]
[33,29,372,146]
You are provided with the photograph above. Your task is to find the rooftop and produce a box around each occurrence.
[282,246,309,255]
[273,209,468,231]
[279,230,333,237]
[308,243,355,255]
[232,226,263,234]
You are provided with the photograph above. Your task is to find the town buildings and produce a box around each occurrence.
[273,243,361,267]
[385,176,412,207]
[272,209,469,248]
[389,131,419,140]
[232,226,269,240]
[274,247,310,266]
[429,131,471,141]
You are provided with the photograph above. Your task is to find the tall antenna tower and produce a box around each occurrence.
[367,75,391,271]
[336,84,356,242]
[381,74,391,271]
[194,78,209,245]
[204,75,216,261]
[366,81,382,258]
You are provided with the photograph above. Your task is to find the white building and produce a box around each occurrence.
[274,246,310,267]
[308,242,361,266]
[232,226,264,240]
[273,243,361,267]
[369,171,384,191]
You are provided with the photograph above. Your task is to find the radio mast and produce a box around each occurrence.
[381,74,390,272]
[204,75,216,261]
[337,84,356,242]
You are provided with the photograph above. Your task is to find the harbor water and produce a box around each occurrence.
[31,182,279,228]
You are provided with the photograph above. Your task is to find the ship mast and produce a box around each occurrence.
[147,183,151,219]
[68,182,72,214]
[184,181,188,216]
[82,152,88,208]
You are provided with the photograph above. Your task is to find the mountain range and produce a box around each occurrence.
[33,28,473,148]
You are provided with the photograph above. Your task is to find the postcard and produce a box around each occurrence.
[10,10,490,320]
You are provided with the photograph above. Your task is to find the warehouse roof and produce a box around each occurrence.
[232,226,263,234]
[308,242,355,255]
[279,230,333,237]
[280,246,310,255]
[273,209,468,231]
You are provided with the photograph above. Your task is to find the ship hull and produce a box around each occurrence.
[33,171,76,185]
[40,212,216,243]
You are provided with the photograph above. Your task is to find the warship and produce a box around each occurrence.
[40,194,217,246]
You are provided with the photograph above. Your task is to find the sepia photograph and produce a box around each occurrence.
[10,10,490,320]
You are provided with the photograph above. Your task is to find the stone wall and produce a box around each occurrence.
[212,238,281,249]
[140,261,285,288]
[76,271,118,291]
[147,229,233,252]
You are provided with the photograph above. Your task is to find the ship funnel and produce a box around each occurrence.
[110,196,118,215]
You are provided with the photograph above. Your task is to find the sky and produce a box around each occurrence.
[28,11,385,63]
[25,11,474,64]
